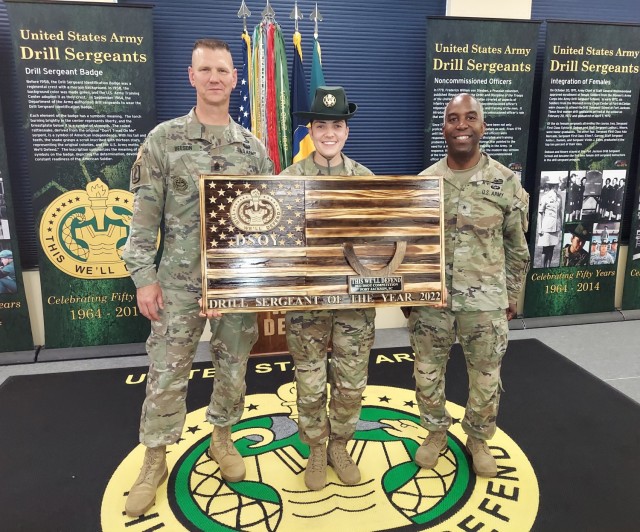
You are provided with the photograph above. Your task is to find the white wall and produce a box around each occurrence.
[447,0,532,19]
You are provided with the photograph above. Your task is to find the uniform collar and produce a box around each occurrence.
[302,152,356,175]
[185,108,245,145]
[441,152,489,188]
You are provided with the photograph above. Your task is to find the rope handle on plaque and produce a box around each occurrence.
[343,241,407,277]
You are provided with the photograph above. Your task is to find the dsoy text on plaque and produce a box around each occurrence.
[199,175,445,313]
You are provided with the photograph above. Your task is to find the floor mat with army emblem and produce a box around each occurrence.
[1,339,639,531]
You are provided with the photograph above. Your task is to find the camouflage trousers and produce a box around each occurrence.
[285,308,376,445]
[408,307,508,440]
[139,288,258,447]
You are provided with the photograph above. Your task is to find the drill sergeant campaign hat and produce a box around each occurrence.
[295,86,358,122]
[571,223,591,242]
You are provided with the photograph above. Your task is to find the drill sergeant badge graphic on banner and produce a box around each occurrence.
[39,178,133,278]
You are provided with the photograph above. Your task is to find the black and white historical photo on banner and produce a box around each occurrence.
[534,171,567,268]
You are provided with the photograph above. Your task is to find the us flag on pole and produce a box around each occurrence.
[237,32,251,130]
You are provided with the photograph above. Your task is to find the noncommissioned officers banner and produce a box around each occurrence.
[0,98,34,354]
[523,21,640,317]
[424,16,540,180]
[6,1,155,348]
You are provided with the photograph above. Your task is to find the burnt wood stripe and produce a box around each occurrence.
[206,278,442,296]
[206,256,441,270]
[305,218,440,229]
[206,264,441,278]
[306,207,440,219]
[305,235,441,246]
[205,244,441,258]
[306,225,440,238]
[306,198,440,210]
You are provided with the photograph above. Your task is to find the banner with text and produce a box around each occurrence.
[6,1,155,348]
[424,17,540,180]
[0,97,34,354]
[622,151,640,310]
[524,21,640,317]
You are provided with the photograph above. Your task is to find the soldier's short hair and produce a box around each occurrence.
[193,38,231,54]
[443,93,484,125]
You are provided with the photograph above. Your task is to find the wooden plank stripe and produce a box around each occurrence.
[205,244,442,258]
[306,226,440,238]
[306,189,439,202]
[305,207,441,220]
[206,264,441,277]
[206,256,441,270]
[208,273,440,288]
[305,198,439,210]
[305,235,441,246]
[304,181,440,191]
[305,218,440,230]
[206,280,443,297]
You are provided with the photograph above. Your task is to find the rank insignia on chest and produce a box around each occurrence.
[172,176,189,192]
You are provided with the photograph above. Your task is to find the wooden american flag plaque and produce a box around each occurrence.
[200,175,445,313]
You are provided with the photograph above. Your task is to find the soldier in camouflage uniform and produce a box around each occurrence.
[121,39,272,517]
[409,93,529,478]
[281,86,375,490]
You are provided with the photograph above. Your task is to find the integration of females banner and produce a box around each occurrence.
[6,1,155,348]
[424,17,540,178]
[0,98,33,354]
[524,22,640,317]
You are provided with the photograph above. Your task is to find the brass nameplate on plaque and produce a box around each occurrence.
[200,175,445,313]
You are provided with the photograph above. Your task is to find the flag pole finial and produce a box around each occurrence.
[262,0,276,20]
[237,1,251,34]
[290,1,303,33]
[310,3,323,40]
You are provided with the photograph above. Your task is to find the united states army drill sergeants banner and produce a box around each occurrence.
[6,1,155,348]
[424,17,539,180]
[524,21,640,317]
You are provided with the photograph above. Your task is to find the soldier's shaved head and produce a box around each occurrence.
[443,93,484,125]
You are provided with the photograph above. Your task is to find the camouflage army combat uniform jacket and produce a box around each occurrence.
[419,154,530,311]
[123,109,272,291]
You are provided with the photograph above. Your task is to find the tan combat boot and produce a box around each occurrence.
[305,443,327,491]
[125,446,168,517]
[414,430,448,469]
[466,435,497,477]
[327,439,361,485]
[207,426,246,482]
